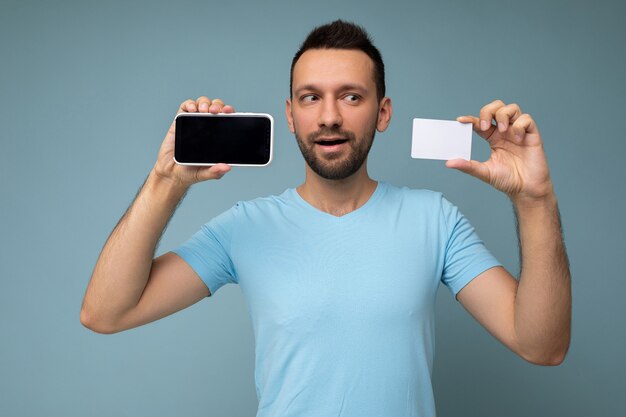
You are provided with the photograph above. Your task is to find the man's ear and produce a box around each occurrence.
[286,99,295,133]
[376,97,392,132]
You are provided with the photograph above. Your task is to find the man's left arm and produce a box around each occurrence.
[447,100,571,366]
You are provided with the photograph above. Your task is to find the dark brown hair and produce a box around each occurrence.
[290,20,386,100]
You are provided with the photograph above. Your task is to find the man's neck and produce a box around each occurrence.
[296,166,378,217]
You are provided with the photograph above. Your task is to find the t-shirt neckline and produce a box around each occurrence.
[288,181,387,220]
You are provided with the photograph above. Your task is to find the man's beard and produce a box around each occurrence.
[294,124,377,180]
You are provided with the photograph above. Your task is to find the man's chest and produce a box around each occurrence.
[232,218,444,333]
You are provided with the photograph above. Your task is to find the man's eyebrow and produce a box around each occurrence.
[293,83,369,95]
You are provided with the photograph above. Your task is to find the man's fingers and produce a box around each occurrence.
[197,96,212,113]
[457,115,480,130]
[209,98,225,113]
[479,99,505,131]
[511,113,537,141]
[466,100,528,143]
[178,99,197,114]
[177,97,234,115]
[494,103,522,132]
[457,115,496,141]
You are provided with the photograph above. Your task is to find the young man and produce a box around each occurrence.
[81,20,571,417]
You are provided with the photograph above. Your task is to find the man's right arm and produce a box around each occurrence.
[80,97,233,334]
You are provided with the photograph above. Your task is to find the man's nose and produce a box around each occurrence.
[318,99,342,128]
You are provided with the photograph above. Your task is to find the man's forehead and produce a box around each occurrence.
[292,48,376,91]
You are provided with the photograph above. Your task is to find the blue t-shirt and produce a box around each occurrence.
[173,182,500,417]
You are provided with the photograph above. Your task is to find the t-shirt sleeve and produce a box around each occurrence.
[440,196,501,298]
[171,205,239,297]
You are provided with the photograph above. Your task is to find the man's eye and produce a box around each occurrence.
[344,94,360,102]
[301,95,318,103]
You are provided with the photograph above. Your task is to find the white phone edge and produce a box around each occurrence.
[173,112,274,167]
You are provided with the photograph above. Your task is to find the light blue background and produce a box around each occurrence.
[1,0,624,416]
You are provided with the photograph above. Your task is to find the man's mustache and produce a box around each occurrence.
[307,127,356,142]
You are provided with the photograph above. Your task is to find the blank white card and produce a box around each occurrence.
[411,118,472,161]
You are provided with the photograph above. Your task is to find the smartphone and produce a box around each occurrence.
[174,112,274,166]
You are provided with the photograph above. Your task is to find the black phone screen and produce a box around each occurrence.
[174,114,272,165]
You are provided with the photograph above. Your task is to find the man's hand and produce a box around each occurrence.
[446,100,553,205]
[153,96,235,189]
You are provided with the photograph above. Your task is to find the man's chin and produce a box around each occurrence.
[307,158,363,181]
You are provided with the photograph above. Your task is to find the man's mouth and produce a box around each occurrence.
[315,137,349,147]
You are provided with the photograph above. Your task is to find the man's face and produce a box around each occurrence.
[286,49,391,180]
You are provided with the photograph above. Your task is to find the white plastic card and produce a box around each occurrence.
[411,118,472,161]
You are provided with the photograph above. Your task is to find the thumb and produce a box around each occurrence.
[445,159,491,184]
[196,164,232,181]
